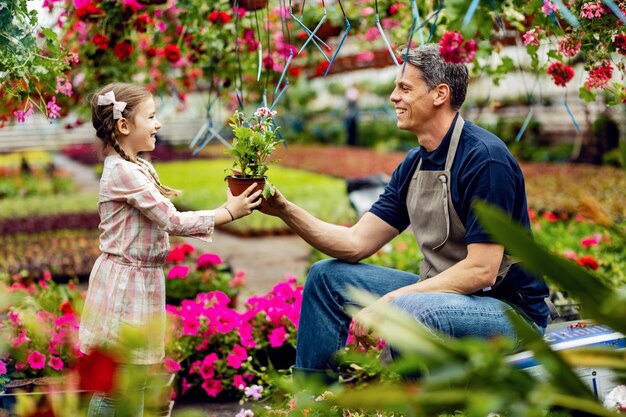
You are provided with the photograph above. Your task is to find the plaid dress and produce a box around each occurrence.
[79,155,215,364]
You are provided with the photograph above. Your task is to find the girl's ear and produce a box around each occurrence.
[116,118,130,135]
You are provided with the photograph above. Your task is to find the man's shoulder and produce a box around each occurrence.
[461,120,512,160]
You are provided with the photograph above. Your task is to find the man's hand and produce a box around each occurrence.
[258,188,288,217]
[352,297,392,349]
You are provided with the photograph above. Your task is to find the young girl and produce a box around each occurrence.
[79,82,262,416]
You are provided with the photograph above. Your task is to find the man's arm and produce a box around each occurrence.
[384,242,504,300]
[260,190,399,263]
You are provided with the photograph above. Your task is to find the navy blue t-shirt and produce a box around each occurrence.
[369,116,550,328]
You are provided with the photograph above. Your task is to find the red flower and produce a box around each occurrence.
[76,3,104,22]
[388,3,404,15]
[77,349,119,393]
[615,34,626,55]
[166,246,186,263]
[133,13,153,33]
[60,300,75,315]
[113,41,133,60]
[164,44,181,63]
[439,31,476,64]
[146,47,158,58]
[208,10,231,25]
[577,255,599,271]
[91,33,109,50]
[542,211,558,222]
[585,62,613,90]
[547,61,574,87]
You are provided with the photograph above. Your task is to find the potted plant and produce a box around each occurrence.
[225,107,283,199]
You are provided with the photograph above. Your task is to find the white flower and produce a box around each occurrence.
[254,107,277,118]
[604,385,626,412]
[235,408,254,417]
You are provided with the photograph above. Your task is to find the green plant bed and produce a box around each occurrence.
[0,193,98,219]
[155,159,357,235]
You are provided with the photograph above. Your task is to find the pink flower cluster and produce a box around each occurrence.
[2,305,82,378]
[580,1,606,19]
[523,27,545,46]
[439,31,477,64]
[165,277,302,399]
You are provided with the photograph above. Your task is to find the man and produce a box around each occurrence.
[260,44,550,381]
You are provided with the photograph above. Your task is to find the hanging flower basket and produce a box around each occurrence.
[236,0,268,11]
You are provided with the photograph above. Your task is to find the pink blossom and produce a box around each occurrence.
[580,233,602,247]
[199,353,219,379]
[233,374,247,390]
[181,316,200,335]
[8,311,19,323]
[580,1,606,19]
[254,107,276,118]
[360,6,374,16]
[201,379,223,397]
[364,27,380,42]
[381,17,400,30]
[28,351,46,370]
[272,5,288,19]
[196,253,223,269]
[558,36,581,57]
[231,270,247,288]
[356,51,375,63]
[0,360,6,375]
[181,377,192,395]
[46,96,62,119]
[523,27,543,46]
[163,358,181,372]
[13,103,34,123]
[13,330,30,347]
[439,31,476,64]
[227,344,248,369]
[542,0,558,14]
[244,384,263,400]
[167,265,190,279]
[269,326,287,348]
[48,356,64,371]
[562,250,578,260]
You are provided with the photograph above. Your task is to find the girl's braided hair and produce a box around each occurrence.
[90,82,180,199]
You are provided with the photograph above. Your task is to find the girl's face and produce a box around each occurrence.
[120,97,161,157]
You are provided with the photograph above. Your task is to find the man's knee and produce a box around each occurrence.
[304,259,351,294]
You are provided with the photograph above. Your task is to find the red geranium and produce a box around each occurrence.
[585,62,613,90]
[133,13,154,33]
[208,11,231,25]
[577,255,599,271]
[547,61,574,87]
[164,44,181,63]
[77,349,119,393]
[76,3,104,22]
[113,40,133,60]
[615,34,626,55]
[91,33,109,50]
[439,31,476,64]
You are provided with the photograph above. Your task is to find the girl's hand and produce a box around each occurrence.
[226,183,263,220]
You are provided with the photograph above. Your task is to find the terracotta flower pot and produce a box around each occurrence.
[226,176,266,197]
[235,0,268,11]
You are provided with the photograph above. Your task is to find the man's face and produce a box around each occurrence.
[389,65,434,135]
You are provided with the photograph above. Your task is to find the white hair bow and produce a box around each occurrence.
[97,91,127,120]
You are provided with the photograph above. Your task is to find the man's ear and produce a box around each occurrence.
[432,84,450,107]
[116,118,130,135]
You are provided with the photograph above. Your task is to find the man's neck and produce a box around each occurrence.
[416,111,458,152]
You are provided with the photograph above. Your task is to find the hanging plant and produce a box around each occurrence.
[236,0,268,11]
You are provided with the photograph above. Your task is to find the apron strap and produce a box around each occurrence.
[445,115,464,171]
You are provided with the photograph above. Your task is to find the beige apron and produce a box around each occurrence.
[406,116,514,290]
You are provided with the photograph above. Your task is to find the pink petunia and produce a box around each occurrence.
[227,345,248,369]
[562,250,578,260]
[0,360,6,375]
[181,377,192,395]
[268,326,287,348]
[167,265,189,279]
[233,374,247,390]
[28,351,46,370]
[48,356,64,371]
[163,358,181,372]
[201,379,223,397]
[230,270,247,288]
[196,253,223,269]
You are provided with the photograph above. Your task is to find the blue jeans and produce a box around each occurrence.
[87,364,149,417]
[295,259,542,375]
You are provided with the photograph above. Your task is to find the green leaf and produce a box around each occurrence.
[579,87,597,103]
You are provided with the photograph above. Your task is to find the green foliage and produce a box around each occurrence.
[0,192,98,219]
[155,159,356,234]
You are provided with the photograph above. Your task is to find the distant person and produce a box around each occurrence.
[80,82,262,417]
[260,44,549,383]
[344,84,360,146]
[20,155,32,175]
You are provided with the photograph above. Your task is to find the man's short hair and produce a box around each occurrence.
[396,44,469,111]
